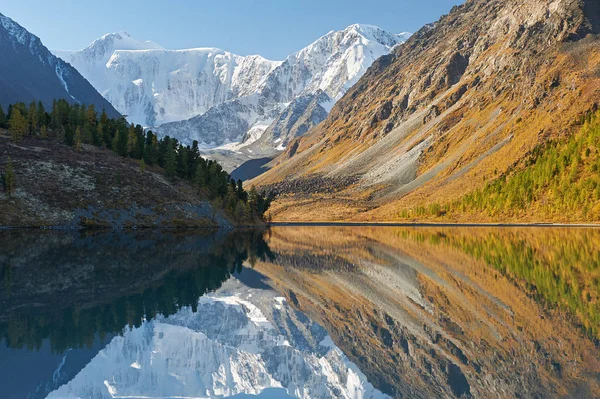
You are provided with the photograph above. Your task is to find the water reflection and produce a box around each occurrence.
[256,227,600,398]
[0,227,599,398]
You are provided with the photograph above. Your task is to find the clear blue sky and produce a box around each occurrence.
[0,0,461,60]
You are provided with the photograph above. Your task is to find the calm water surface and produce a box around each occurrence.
[0,227,599,398]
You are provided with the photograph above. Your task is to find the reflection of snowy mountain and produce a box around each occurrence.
[48,275,388,399]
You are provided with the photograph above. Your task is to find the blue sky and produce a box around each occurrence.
[1,0,461,60]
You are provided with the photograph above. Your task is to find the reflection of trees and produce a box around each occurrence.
[397,229,600,340]
[0,228,270,353]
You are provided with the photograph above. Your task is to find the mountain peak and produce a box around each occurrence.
[0,12,36,47]
[0,13,120,115]
[88,31,163,52]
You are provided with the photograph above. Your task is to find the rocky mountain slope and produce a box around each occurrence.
[0,13,119,116]
[55,26,410,165]
[252,0,600,222]
[0,130,232,228]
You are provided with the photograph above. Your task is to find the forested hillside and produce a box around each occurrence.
[400,111,600,221]
[0,100,272,227]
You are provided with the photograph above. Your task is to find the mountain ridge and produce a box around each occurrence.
[55,24,411,168]
[251,0,600,223]
[0,13,119,116]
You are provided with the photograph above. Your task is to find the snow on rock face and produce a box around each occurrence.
[56,25,410,152]
[157,24,409,150]
[260,24,408,104]
[47,277,389,399]
[0,13,119,115]
[56,39,279,127]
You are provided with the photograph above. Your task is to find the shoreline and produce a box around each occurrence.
[270,221,600,228]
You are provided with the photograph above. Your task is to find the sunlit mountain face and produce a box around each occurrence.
[1,227,599,398]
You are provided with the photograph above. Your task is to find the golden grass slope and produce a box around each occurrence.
[251,0,600,223]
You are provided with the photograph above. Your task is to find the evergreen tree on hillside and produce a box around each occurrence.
[0,105,7,129]
[8,109,26,142]
[74,127,82,151]
[37,101,47,129]
[165,139,177,178]
[99,110,110,148]
[92,124,103,147]
[114,123,129,157]
[3,157,15,196]
[143,131,158,165]
[1,98,274,222]
[28,101,38,135]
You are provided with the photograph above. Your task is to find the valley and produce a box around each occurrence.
[53,26,411,171]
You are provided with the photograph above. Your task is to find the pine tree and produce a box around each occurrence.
[92,124,102,147]
[165,139,177,178]
[4,157,15,196]
[144,131,158,165]
[115,124,129,157]
[8,109,26,142]
[37,101,46,129]
[193,164,206,187]
[127,124,137,156]
[0,105,6,129]
[99,110,110,147]
[248,186,258,215]
[40,125,48,138]
[28,101,38,135]
[74,127,82,151]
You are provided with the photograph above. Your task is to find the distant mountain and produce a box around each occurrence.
[0,13,119,116]
[55,33,278,127]
[158,25,410,153]
[55,25,410,164]
[251,0,600,223]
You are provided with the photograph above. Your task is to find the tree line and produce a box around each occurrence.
[398,110,600,221]
[0,100,273,221]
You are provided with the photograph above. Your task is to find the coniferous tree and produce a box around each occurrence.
[0,105,7,129]
[8,109,26,142]
[3,157,15,196]
[0,98,273,222]
[28,101,38,135]
[93,124,103,147]
[236,179,246,201]
[114,123,129,157]
[99,110,110,148]
[165,139,177,178]
[74,127,82,151]
[194,163,207,188]
[37,101,47,129]
[127,124,137,157]
[144,131,158,165]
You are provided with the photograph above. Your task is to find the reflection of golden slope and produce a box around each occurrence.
[256,227,600,398]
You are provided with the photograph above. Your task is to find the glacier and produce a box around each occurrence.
[47,275,389,399]
[54,25,410,159]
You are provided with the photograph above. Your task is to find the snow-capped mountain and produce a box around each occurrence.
[47,276,388,399]
[56,32,279,126]
[0,13,119,115]
[55,25,410,158]
[158,24,410,153]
